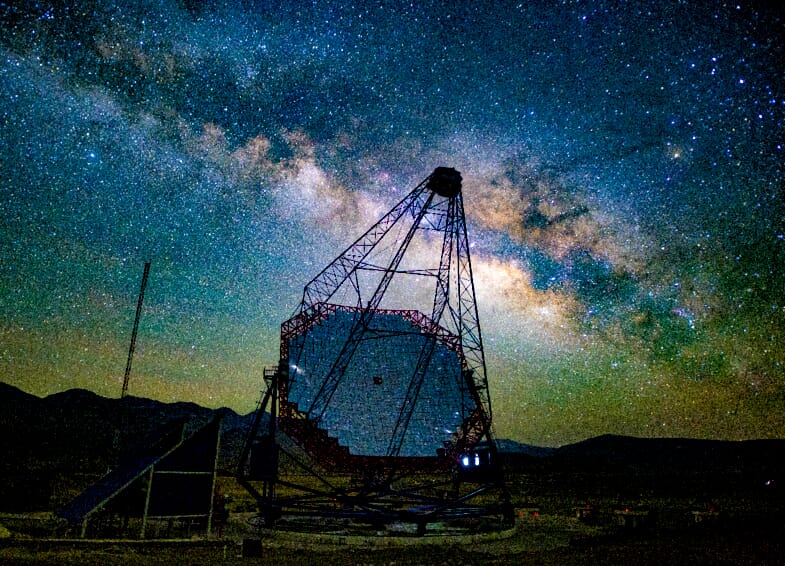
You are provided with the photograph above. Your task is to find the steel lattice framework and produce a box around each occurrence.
[238,168,512,532]
[279,167,493,464]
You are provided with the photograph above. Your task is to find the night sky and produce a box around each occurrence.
[1,1,783,446]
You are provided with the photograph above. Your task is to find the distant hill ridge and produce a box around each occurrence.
[2,381,784,475]
[0,381,254,475]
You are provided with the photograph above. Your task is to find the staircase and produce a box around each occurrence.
[279,399,352,470]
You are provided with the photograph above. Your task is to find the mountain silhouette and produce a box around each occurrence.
[1,382,783,512]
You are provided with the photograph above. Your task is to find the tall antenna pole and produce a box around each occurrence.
[121,261,151,398]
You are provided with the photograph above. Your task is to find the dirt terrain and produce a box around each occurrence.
[2,475,783,566]
[1,518,782,565]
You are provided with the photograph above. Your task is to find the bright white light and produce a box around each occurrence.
[462,456,470,467]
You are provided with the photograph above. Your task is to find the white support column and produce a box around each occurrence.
[207,419,222,536]
[140,466,154,539]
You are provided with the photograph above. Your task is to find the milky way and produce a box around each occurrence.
[1,1,783,445]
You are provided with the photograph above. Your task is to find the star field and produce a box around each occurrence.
[1,1,783,446]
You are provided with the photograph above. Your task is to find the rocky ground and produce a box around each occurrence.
[2,507,784,565]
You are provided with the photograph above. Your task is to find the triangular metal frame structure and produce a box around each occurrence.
[59,417,222,539]
[239,168,512,532]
